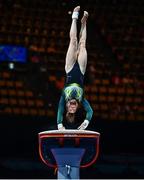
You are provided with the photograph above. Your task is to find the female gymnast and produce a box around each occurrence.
[57,6,93,130]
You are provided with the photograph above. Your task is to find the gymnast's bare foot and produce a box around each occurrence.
[73,6,80,13]
[81,11,89,24]
[72,6,80,19]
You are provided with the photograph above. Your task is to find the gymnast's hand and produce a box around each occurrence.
[77,120,89,130]
[58,123,66,130]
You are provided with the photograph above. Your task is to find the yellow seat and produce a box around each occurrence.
[117,87,125,94]
[0,80,5,86]
[102,79,110,85]
[8,89,17,96]
[116,96,123,103]
[99,95,107,102]
[17,90,25,97]
[36,99,44,107]
[21,108,29,115]
[108,87,117,94]
[90,95,98,102]
[49,75,56,81]
[38,109,46,116]
[29,108,38,115]
[2,72,10,79]
[94,79,101,85]
[13,108,21,114]
[108,95,115,102]
[126,87,134,95]
[15,81,23,88]
[4,107,12,114]
[99,86,107,93]
[6,81,14,87]
[18,99,26,106]
[25,91,33,97]
[0,89,8,96]
[100,104,108,111]
[27,100,35,107]
[9,98,17,105]
[0,98,8,104]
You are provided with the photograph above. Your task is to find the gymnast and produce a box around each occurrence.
[57,6,93,130]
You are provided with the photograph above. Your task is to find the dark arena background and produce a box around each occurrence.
[0,0,144,179]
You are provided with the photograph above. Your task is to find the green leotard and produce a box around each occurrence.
[57,83,93,125]
[57,62,93,126]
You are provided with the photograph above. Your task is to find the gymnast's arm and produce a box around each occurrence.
[57,94,65,130]
[82,98,93,121]
[78,98,93,130]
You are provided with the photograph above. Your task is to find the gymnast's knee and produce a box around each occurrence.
[70,37,78,47]
[79,40,86,48]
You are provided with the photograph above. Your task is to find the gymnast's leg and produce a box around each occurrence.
[77,11,88,75]
[65,6,80,73]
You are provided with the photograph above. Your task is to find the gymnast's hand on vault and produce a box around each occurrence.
[77,120,89,130]
[58,123,66,130]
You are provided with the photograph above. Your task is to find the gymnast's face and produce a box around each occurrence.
[66,99,79,113]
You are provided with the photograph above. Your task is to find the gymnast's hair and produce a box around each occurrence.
[66,112,75,123]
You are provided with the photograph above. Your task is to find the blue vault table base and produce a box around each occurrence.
[38,130,100,179]
[52,148,85,179]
